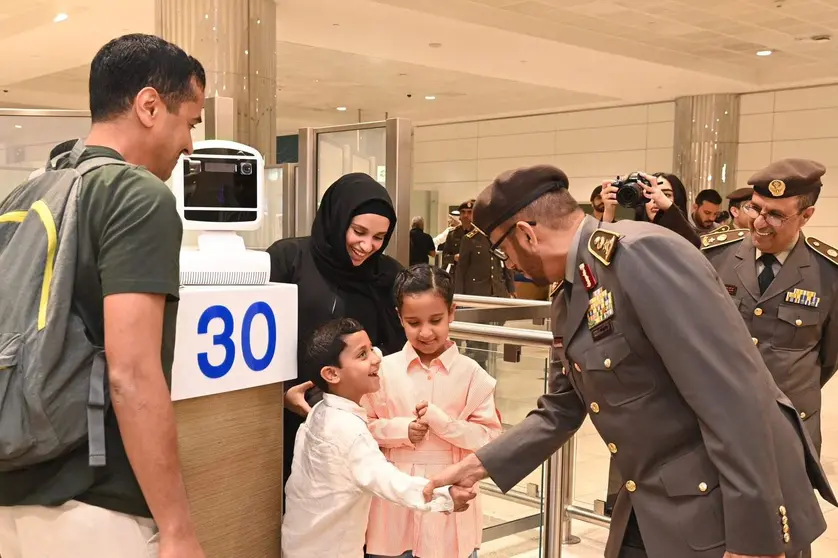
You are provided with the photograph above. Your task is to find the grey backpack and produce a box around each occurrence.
[0,140,127,471]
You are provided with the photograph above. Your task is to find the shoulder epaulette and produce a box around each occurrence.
[588,229,622,266]
[700,229,748,250]
[714,224,731,233]
[806,237,838,266]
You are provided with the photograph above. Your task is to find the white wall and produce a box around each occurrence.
[738,85,838,246]
[413,103,675,227]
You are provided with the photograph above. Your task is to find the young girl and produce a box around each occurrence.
[361,264,502,558]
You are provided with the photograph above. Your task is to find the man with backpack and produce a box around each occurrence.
[0,34,206,558]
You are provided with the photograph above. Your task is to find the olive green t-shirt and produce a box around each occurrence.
[0,146,182,518]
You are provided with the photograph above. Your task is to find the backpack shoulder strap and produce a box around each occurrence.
[74,156,130,176]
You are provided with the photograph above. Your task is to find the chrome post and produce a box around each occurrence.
[560,437,581,545]
[542,451,563,557]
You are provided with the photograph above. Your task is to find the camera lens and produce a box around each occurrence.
[616,184,644,208]
[240,162,253,175]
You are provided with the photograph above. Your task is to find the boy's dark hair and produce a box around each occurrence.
[394,264,454,310]
[89,33,206,123]
[303,318,365,393]
[695,189,723,206]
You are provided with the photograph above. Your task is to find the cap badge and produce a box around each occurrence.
[769,179,786,197]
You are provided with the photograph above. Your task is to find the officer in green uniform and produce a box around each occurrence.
[441,200,474,276]
[702,159,838,460]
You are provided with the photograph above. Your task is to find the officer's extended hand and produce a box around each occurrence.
[448,485,476,512]
[423,453,489,506]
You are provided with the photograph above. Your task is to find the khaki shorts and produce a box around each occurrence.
[0,500,158,558]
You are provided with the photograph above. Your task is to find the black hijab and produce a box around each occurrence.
[310,173,405,354]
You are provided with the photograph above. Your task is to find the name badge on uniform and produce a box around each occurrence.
[785,288,820,308]
[587,287,614,330]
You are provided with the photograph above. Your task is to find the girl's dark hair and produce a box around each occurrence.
[393,264,454,310]
[634,172,689,221]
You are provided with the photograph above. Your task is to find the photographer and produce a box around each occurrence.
[601,172,700,248]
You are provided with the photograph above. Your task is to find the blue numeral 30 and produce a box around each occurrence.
[197,302,277,379]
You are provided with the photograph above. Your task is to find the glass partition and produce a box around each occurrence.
[450,312,551,555]
[316,126,386,203]
[0,110,90,200]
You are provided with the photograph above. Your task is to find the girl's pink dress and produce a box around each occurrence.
[361,341,502,558]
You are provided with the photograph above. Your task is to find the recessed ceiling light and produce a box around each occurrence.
[14,125,22,129]
[54,13,69,23]
[424,95,436,100]
[428,42,442,48]
[336,106,347,111]
[756,49,773,56]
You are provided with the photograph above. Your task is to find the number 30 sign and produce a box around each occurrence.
[171,284,298,402]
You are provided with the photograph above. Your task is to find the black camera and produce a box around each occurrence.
[612,172,652,208]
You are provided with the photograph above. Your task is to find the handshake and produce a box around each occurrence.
[410,400,486,513]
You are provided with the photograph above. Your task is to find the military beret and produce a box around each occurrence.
[458,199,475,212]
[474,165,569,237]
[748,158,825,199]
[726,187,753,203]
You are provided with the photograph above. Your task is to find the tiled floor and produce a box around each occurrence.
[464,327,838,557]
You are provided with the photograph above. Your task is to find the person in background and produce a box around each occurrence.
[409,216,437,266]
[433,214,460,251]
[266,173,407,489]
[690,189,723,233]
[441,200,474,275]
[0,34,206,558]
[726,187,754,230]
[601,172,699,248]
[281,318,458,558]
[590,185,605,220]
[363,265,502,558]
[702,159,838,469]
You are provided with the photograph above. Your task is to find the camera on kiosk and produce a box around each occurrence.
[611,172,653,208]
[172,140,270,286]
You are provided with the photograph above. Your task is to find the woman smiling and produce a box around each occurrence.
[267,173,406,487]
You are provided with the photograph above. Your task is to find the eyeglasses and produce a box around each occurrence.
[741,203,801,228]
[468,221,536,261]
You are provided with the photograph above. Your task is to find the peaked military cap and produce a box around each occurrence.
[473,165,569,238]
[458,199,475,212]
[749,158,825,199]
[726,187,753,203]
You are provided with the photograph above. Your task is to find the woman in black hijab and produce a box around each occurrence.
[267,172,406,485]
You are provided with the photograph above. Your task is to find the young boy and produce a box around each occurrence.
[281,318,463,558]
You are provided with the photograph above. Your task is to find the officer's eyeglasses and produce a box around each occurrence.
[468,221,536,261]
[742,202,801,228]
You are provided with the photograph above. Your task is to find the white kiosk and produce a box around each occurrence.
[170,140,296,557]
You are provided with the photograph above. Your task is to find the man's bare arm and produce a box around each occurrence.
[104,292,196,540]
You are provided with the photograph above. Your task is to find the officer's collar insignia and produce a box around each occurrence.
[785,288,820,308]
[465,225,485,239]
[588,229,622,266]
[714,224,731,233]
[700,228,749,250]
[806,236,838,266]
[578,263,598,292]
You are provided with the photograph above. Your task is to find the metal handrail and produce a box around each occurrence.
[449,321,612,557]
[454,293,551,308]
[449,321,552,347]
